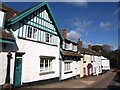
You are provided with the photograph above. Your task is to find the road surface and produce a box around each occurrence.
[14,70,117,89]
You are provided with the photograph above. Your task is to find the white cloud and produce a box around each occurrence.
[67,30,80,41]
[100,21,111,30]
[72,19,92,37]
[67,2,87,8]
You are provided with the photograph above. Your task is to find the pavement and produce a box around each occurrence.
[18,70,116,89]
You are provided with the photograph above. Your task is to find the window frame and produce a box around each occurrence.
[64,62,71,72]
[27,26,38,40]
[40,58,53,73]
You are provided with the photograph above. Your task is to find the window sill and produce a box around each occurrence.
[64,71,72,74]
[39,71,55,76]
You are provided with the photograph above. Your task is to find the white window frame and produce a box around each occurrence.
[27,26,38,40]
[45,32,53,44]
[64,62,71,72]
[40,59,52,72]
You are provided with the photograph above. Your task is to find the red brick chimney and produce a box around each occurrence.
[77,38,82,48]
[88,44,92,49]
[62,29,67,39]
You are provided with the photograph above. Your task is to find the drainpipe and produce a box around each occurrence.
[2,51,12,89]
[59,47,62,82]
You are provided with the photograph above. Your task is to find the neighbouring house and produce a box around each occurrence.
[78,39,94,77]
[87,45,102,76]
[101,56,110,71]
[60,29,82,80]
[78,39,102,77]
[0,5,17,86]
[1,2,65,87]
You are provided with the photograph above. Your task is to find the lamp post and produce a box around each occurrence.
[3,51,12,90]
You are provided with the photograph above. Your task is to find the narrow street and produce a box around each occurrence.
[16,70,116,89]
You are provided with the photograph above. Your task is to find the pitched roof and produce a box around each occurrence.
[5,2,64,41]
[61,50,82,57]
[78,47,101,56]
[78,47,95,55]
[0,29,15,41]
[2,4,20,21]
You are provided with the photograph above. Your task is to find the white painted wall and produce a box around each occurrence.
[101,56,110,70]
[93,56,102,76]
[60,60,79,80]
[77,61,80,75]
[0,11,4,28]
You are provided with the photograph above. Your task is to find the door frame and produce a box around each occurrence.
[13,52,25,87]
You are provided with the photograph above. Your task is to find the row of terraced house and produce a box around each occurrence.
[0,2,110,88]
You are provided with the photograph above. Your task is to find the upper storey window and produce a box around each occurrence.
[45,32,53,44]
[27,26,38,40]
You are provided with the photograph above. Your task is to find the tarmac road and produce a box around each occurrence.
[14,70,116,90]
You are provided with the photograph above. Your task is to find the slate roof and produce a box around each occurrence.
[0,29,15,41]
[78,47,101,56]
[61,50,82,57]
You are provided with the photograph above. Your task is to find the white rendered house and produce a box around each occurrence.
[60,29,81,80]
[1,2,64,87]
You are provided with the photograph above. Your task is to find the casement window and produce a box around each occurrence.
[64,62,71,72]
[50,34,53,43]
[45,32,53,44]
[27,26,32,38]
[40,59,52,72]
[33,28,37,39]
[65,43,70,50]
[72,45,77,51]
[27,26,38,40]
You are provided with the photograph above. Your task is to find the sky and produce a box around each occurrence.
[3,2,119,50]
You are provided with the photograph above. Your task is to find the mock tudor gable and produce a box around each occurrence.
[6,2,64,42]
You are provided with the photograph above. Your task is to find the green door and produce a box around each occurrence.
[14,57,22,87]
